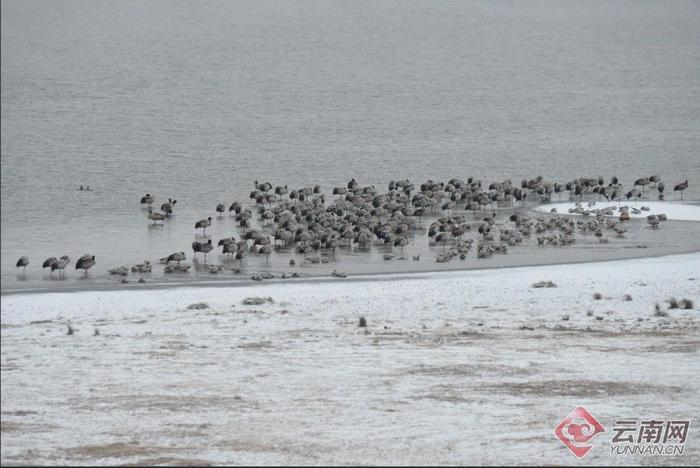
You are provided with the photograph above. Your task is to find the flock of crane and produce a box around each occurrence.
[14,175,691,280]
[15,254,94,276]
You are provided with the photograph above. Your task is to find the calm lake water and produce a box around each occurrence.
[2,0,700,292]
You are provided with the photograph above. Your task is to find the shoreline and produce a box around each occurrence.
[2,247,699,298]
[4,200,700,297]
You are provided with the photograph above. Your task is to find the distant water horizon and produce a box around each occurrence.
[2,0,699,290]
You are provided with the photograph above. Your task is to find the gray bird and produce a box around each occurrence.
[674,180,688,200]
[195,217,213,234]
[192,239,213,263]
[140,193,154,208]
[51,256,70,277]
[165,251,186,263]
[160,198,177,215]
[42,256,58,272]
[76,254,95,276]
[16,256,29,273]
[215,203,226,217]
[147,208,165,224]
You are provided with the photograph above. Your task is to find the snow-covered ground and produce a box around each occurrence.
[536,201,700,221]
[2,253,699,465]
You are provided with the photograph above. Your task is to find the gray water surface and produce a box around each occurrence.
[2,0,700,292]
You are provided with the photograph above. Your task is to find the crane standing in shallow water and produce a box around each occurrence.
[674,180,688,200]
[147,208,165,225]
[52,256,70,278]
[192,239,214,264]
[215,203,226,217]
[42,257,58,274]
[16,256,29,274]
[160,199,177,216]
[195,217,213,235]
[140,193,154,209]
[657,181,665,200]
[76,255,95,276]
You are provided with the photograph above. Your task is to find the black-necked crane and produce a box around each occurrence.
[161,199,177,216]
[43,257,58,274]
[674,180,688,200]
[228,201,242,215]
[131,261,152,273]
[657,181,665,200]
[275,185,288,197]
[634,177,649,194]
[140,193,154,208]
[76,255,95,276]
[16,256,29,274]
[165,251,186,264]
[625,188,641,204]
[258,244,273,262]
[215,203,225,217]
[147,208,165,224]
[52,256,70,277]
[254,181,272,193]
[195,217,212,235]
[192,239,213,263]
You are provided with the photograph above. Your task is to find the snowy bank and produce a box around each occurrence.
[535,201,700,221]
[2,254,699,465]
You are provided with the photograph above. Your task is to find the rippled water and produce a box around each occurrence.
[2,0,700,292]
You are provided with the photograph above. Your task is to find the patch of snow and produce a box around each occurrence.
[535,201,700,221]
